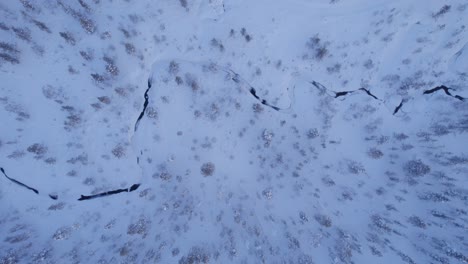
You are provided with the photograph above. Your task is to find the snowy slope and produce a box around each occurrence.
[1,0,467,263]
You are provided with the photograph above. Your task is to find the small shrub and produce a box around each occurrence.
[315,46,328,60]
[53,226,72,240]
[91,73,106,83]
[8,150,25,159]
[210,38,225,52]
[321,176,335,186]
[146,107,158,119]
[179,247,211,264]
[367,148,383,159]
[0,42,19,54]
[347,161,365,174]
[407,216,426,228]
[103,56,119,76]
[314,214,332,227]
[32,20,51,33]
[12,27,32,42]
[79,16,96,34]
[19,0,36,11]
[48,202,65,210]
[0,53,19,64]
[306,34,329,60]
[363,59,374,69]
[262,188,273,200]
[125,43,136,55]
[201,162,215,176]
[112,144,126,158]
[78,0,91,12]
[240,27,252,42]
[65,114,82,129]
[169,61,180,74]
[97,96,110,104]
[0,22,9,31]
[175,76,183,85]
[44,157,56,164]
[433,5,451,19]
[252,103,264,113]
[79,50,93,61]
[179,0,188,9]
[184,73,199,91]
[27,143,48,157]
[159,171,172,181]
[307,128,319,139]
[127,218,151,237]
[59,32,76,45]
[327,63,341,74]
[404,160,430,177]
[262,129,274,147]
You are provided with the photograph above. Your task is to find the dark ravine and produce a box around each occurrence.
[359,88,380,100]
[228,72,282,111]
[423,85,465,101]
[424,85,453,96]
[1,167,39,195]
[312,80,465,115]
[134,78,153,132]
[78,183,141,201]
[393,100,404,115]
[311,81,380,100]
[249,88,260,100]
[1,167,140,201]
[334,91,354,98]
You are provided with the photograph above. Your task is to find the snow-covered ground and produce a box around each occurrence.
[1,0,467,263]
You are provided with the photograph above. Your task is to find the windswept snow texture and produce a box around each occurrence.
[1,0,468,263]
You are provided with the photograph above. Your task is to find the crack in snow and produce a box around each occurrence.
[227,70,284,111]
[1,167,40,195]
[133,78,153,132]
[311,81,466,116]
[78,183,140,201]
[423,85,465,101]
[1,167,140,201]
[393,99,405,115]
[1,167,57,200]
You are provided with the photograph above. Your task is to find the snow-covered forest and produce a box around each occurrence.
[1,0,467,263]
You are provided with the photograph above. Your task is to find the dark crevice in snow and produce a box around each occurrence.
[227,71,282,111]
[248,87,280,111]
[359,88,380,100]
[312,81,466,116]
[393,100,404,115]
[249,87,259,100]
[423,85,465,101]
[1,167,58,200]
[1,167,39,195]
[134,78,153,132]
[334,90,354,98]
[311,81,380,100]
[78,183,140,201]
[1,167,140,201]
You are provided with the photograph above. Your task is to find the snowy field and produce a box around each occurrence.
[1,0,467,263]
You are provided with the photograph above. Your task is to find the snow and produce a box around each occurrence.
[1,0,467,263]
